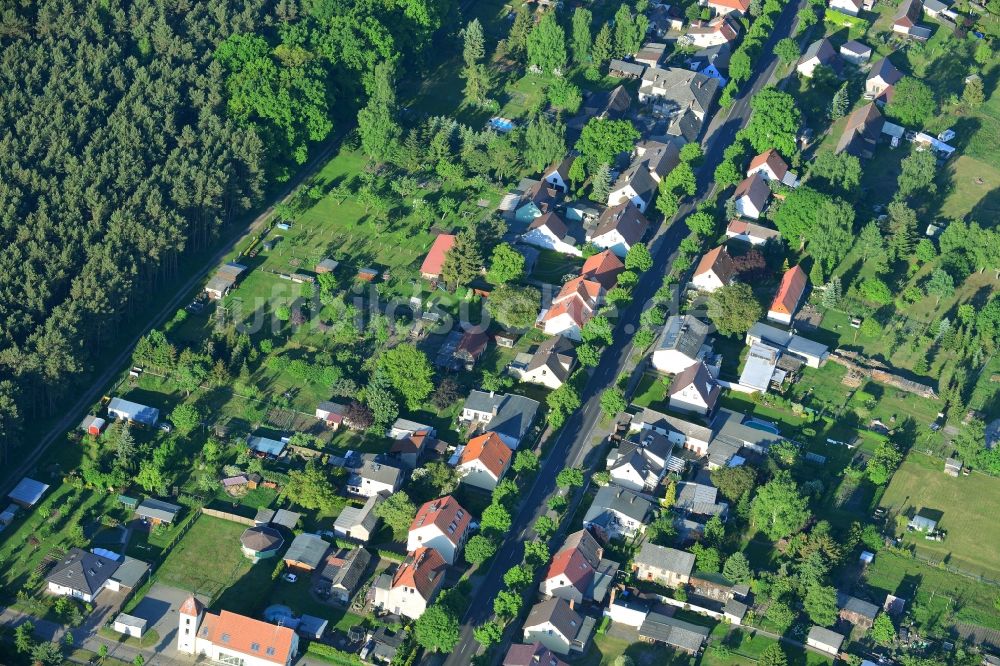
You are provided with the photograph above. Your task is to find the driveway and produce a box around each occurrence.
[122,583,209,661]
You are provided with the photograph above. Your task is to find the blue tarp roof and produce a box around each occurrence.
[8,478,50,507]
[248,436,286,456]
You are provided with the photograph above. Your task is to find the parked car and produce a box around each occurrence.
[159,422,173,433]
[282,573,298,583]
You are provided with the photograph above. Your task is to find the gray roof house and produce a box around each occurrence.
[46,548,121,602]
[610,59,647,78]
[638,613,710,653]
[746,322,829,368]
[523,597,596,655]
[908,508,940,532]
[797,38,840,77]
[334,493,384,542]
[710,409,784,454]
[837,592,880,627]
[323,547,373,603]
[135,498,181,524]
[347,456,405,498]
[462,390,541,449]
[583,484,654,540]
[633,543,696,588]
[637,67,720,142]
[652,315,712,374]
[631,407,714,455]
[284,533,330,571]
[676,481,728,518]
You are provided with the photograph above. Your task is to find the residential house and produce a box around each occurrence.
[606,431,676,492]
[893,0,931,38]
[797,38,839,78]
[835,102,884,159]
[588,203,651,257]
[390,430,434,469]
[178,597,299,666]
[634,140,682,183]
[346,456,404,498]
[829,0,863,16]
[707,0,751,15]
[503,643,569,666]
[652,314,712,375]
[767,265,808,324]
[107,397,159,428]
[361,627,407,665]
[407,495,472,565]
[649,4,686,35]
[583,484,655,540]
[283,533,329,572]
[510,336,577,389]
[540,529,620,604]
[630,407,714,456]
[725,219,781,245]
[563,200,603,225]
[840,40,872,65]
[687,44,732,85]
[746,322,829,368]
[372,547,447,619]
[454,330,489,369]
[580,85,632,120]
[522,212,582,256]
[732,172,771,219]
[746,149,798,187]
[633,543,696,588]
[866,57,903,103]
[807,626,845,656]
[685,15,740,48]
[204,262,247,300]
[609,59,647,79]
[322,548,372,604]
[461,391,541,449]
[333,493,383,543]
[837,592,880,630]
[669,361,721,416]
[389,418,436,440]
[136,498,181,526]
[691,245,737,292]
[46,548,121,602]
[636,42,668,68]
[515,181,562,225]
[315,401,348,428]
[739,341,784,392]
[420,234,456,280]
[638,613,711,653]
[607,159,659,212]
[240,526,284,562]
[456,431,513,490]
[638,67,720,143]
[543,156,576,194]
[541,250,624,341]
[709,409,784,463]
[523,597,595,655]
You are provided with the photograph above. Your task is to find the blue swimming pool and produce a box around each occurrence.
[744,418,780,435]
[488,117,516,133]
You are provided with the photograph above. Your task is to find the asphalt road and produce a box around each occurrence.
[441,2,806,663]
[0,134,346,500]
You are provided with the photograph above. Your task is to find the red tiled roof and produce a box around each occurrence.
[420,234,456,277]
[458,432,512,480]
[693,245,737,284]
[201,610,295,665]
[769,265,808,316]
[391,430,430,455]
[410,495,472,546]
[180,596,203,616]
[581,250,625,290]
[457,330,489,359]
[544,548,594,594]
[392,547,446,601]
[747,149,789,181]
[710,0,751,11]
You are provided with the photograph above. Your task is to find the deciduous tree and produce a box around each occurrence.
[708,282,763,336]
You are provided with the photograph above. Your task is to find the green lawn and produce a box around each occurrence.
[580,633,689,666]
[864,550,1000,633]
[155,515,263,601]
[532,249,584,284]
[702,626,833,666]
[879,452,1000,577]
[632,373,671,410]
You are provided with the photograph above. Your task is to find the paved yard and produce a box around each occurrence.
[129,583,210,659]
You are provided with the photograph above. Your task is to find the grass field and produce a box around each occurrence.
[879,452,1000,577]
[579,633,683,666]
[155,515,263,601]
[864,550,1000,633]
[702,626,833,666]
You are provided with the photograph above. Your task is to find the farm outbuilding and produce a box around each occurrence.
[107,397,159,428]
